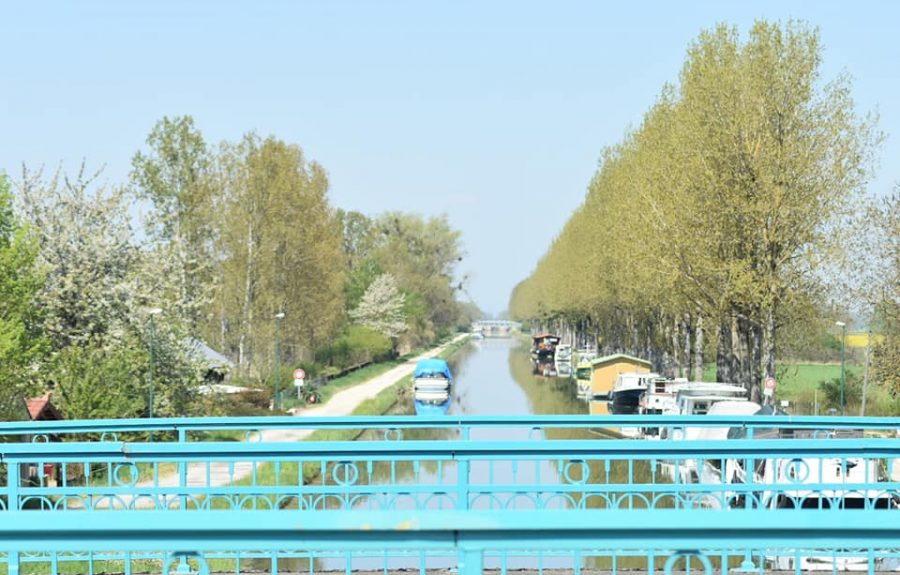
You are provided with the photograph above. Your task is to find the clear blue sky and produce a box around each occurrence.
[3,1,898,315]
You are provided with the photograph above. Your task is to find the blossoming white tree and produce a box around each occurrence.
[350,273,407,343]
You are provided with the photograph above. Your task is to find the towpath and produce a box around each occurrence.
[102,334,468,507]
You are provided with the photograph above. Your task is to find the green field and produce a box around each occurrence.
[702,362,858,399]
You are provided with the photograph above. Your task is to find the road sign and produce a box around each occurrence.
[293,368,306,380]
[763,376,776,397]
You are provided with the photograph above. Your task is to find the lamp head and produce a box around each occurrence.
[147,308,163,316]
[275,312,285,319]
[835,320,846,328]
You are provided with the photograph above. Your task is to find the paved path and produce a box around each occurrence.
[109,334,468,507]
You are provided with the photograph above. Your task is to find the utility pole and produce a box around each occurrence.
[835,321,846,416]
[274,312,285,410]
[860,330,872,417]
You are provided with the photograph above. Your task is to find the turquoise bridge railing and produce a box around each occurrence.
[1,415,899,574]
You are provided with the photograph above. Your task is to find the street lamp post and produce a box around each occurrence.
[835,320,846,416]
[147,308,162,420]
[274,312,285,411]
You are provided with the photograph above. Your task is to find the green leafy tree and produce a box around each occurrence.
[509,20,879,400]
[370,212,465,343]
[867,188,900,396]
[0,172,46,420]
[17,165,202,418]
[338,210,383,309]
[131,115,215,330]
[215,134,345,376]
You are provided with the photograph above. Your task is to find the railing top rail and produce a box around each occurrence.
[1,414,898,437]
[0,510,897,553]
[2,438,899,461]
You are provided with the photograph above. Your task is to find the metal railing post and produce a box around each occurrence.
[178,428,188,510]
[459,547,484,575]
[7,460,20,575]
[738,427,756,572]
[457,458,470,511]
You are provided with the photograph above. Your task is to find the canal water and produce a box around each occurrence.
[448,337,585,419]
[320,336,595,572]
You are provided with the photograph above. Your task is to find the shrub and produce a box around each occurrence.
[818,374,862,410]
[314,325,392,368]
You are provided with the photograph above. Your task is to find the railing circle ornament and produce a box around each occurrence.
[100,432,119,443]
[332,461,360,486]
[384,428,403,441]
[244,430,263,443]
[113,462,140,487]
[784,458,810,483]
[563,460,590,485]
[31,433,50,443]
[664,550,712,575]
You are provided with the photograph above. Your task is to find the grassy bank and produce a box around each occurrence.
[230,333,470,491]
[20,336,472,574]
[701,362,860,397]
[281,357,405,410]
[281,335,465,411]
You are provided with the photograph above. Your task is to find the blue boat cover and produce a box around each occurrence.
[413,358,452,380]
[414,399,451,416]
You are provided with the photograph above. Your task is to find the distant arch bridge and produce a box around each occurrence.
[471,320,521,337]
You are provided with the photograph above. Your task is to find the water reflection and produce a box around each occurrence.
[307,338,649,572]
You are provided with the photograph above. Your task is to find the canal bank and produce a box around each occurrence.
[127,334,470,497]
[316,337,591,573]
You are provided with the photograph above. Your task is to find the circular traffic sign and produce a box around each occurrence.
[293,368,306,380]
[764,376,776,389]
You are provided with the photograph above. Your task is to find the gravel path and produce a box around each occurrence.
[117,334,468,504]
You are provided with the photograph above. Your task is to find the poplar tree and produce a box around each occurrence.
[216,134,345,376]
[131,115,215,331]
[509,20,879,397]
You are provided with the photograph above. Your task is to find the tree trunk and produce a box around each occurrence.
[241,219,255,376]
[631,318,639,357]
[681,315,691,379]
[716,319,730,383]
[750,321,762,404]
[764,307,776,377]
[673,319,683,378]
[860,333,872,416]
[693,314,704,382]
[731,314,745,387]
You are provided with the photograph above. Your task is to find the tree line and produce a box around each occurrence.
[0,118,478,420]
[509,21,898,402]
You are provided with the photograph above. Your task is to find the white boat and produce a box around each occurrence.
[655,382,748,442]
[574,360,592,398]
[555,344,573,363]
[637,377,688,437]
[759,438,899,571]
[608,372,661,415]
[638,377,689,414]
[677,406,900,571]
[574,347,596,363]
[673,383,748,416]
[556,361,573,378]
